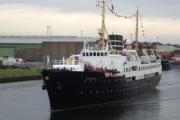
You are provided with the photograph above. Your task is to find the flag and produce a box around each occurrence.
[111,4,114,11]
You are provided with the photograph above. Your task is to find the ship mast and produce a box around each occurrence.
[100,0,106,50]
[98,0,114,52]
[135,8,139,52]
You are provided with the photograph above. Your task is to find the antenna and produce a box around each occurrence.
[47,26,52,39]
[156,36,160,54]
[131,33,133,41]
[81,30,83,37]
[83,37,87,50]
[157,36,159,43]
[135,7,139,52]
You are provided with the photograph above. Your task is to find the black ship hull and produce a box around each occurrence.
[42,70,161,112]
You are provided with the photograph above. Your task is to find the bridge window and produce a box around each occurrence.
[86,52,89,56]
[97,52,100,56]
[90,52,92,56]
[93,52,96,56]
[101,52,103,56]
[83,52,85,56]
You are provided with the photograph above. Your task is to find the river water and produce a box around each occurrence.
[0,69,180,120]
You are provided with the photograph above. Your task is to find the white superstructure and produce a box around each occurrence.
[52,41,162,80]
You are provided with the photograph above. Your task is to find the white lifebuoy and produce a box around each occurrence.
[105,72,111,77]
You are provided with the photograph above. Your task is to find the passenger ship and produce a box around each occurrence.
[42,0,162,112]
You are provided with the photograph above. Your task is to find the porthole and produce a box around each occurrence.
[107,90,109,93]
[115,89,119,92]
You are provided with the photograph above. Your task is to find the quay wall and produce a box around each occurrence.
[0,75,41,83]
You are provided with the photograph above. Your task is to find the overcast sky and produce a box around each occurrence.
[0,0,179,44]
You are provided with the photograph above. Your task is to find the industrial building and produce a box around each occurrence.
[0,43,41,58]
[0,35,96,61]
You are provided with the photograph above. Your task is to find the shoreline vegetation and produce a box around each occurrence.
[0,68,41,83]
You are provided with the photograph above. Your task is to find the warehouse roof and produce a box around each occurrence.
[0,35,97,44]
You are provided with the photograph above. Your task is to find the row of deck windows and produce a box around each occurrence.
[124,64,161,73]
[82,52,107,57]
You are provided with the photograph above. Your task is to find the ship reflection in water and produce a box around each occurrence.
[0,69,180,120]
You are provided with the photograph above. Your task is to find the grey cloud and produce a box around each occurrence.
[0,0,179,18]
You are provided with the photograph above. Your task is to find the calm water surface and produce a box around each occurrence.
[0,69,180,120]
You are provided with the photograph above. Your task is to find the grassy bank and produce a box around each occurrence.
[0,68,40,79]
